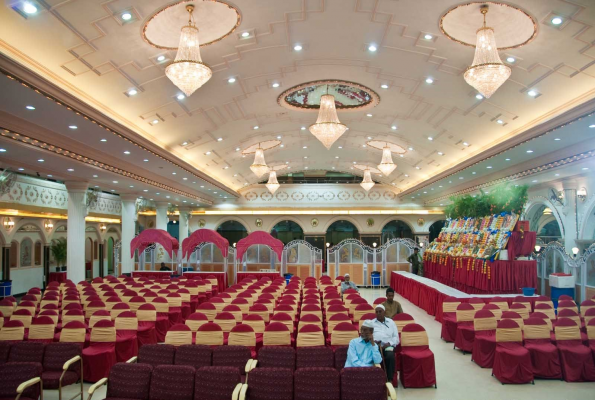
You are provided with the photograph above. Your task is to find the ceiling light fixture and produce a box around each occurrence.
[506,57,515,63]
[428,137,433,141]
[377,145,397,176]
[143,159,149,162]
[551,17,563,25]
[123,151,130,154]
[589,124,595,128]
[475,94,484,100]
[309,89,347,150]
[241,32,250,38]
[391,125,397,130]
[360,168,375,191]
[217,137,223,142]
[37,159,44,162]
[425,78,434,84]
[177,94,185,100]
[165,5,212,97]
[527,90,537,97]
[526,150,534,153]
[368,44,377,52]
[497,119,503,124]
[266,170,280,194]
[249,146,269,178]
[293,45,302,51]
[121,12,132,21]
[424,34,433,40]
[128,89,138,96]
[68,125,77,130]
[23,2,37,14]
[253,126,259,130]
[205,151,211,155]
[381,84,389,89]
[67,168,74,172]
[152,120,159,124]
[26,105,35,110]
[272,83,280,88]
[157,55,166,62]
[463,5,511,98]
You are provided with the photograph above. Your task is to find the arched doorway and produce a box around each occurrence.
[217,220,248,247]
[526,203,563,246]
[271,220,304,244]
[429,220,446,242]
[381,220,413,243]
[167,220,179,241]
[326,220,359,247]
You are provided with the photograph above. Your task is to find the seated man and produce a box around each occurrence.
[371,304,399,382]
[381,288,403,319]
[159,262,171,271]
[341,273,359,294]
[345,320,382,368]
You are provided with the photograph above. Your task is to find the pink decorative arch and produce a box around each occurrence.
[236,231,284,261]
[130,229,179,258]
[182,229,229,259]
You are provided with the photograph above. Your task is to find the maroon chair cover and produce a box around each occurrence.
[399,324,436,388]
[294,367,340,400]
[555,317,595,382]
[175,344,212,369]
[194,366,241,400]
[454,304,475,354]
[136,304,158,347]
[245,367,293,400]
[82,319,117,382]
[471,310,497,368]
[523,318,562,379]
[115,311,138,362]
[137,344,175,367]
[152,298,171,342]
[441,297,460,343]
[492,319,534,384]
[105,362,152,400]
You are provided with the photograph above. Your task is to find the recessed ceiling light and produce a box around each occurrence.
[301,126,306,130]
[415,166,420,170]
[338,146,343,149]
[152,120,159,124]
[527,90,537,97]
[205,151,211,155]
[224,166,229,169]
[353,161,356,164]
[367,136,372,140]
[526,150,534,153]
[37,159,44,162]
[0,148,7,152]
[156,192,160,195]
[293,44,303,51]
[67,168,74,172]
[505,158,511,161]
[129,185,134,188]
[143,159,149,162]
[110,190,115,192]
[391,125,397,130]
[272,83,280,88]
[123,151,130,154]
[276,136,282,140]
[100,138,107,142]
[68,125,77,129]
[305,167,308,169]
[176,94,185,100]
[439,185,442,188]
[472,171,476,174]
[459,177,464,179]
[335,156,339,159]
[217,137,223,142]
[47,175,53,177]
[26,105,35,110]
[424,34,433,40]
[253,126,259,130]
[128,89,137,96]
[475,94,483,100]
[200,185,204,188]
[280,144,284,147]
[18,168,24,171]
[589,124,595,128]
[23,2,37,14]
[285,161,289,164]
[113,181,118,184]
[404,174,409,177]
[362,145,366,148]
[235,147,241,152]
[143,189,149,192]
[332,167,335,170]
[423,191,427,194]
[233,174,238,177]
[506,57,515,63]
[551,17,563,25]
[532,180,538,183]
[182,142,188,146]
[425,78,434,84]
[368,44,377,52]
[554,138,561,141]
[157,55,165,62]
[381,84,389,89]
[399,154,403,158]
[303,146,307,149]
[183,177,188,180]
[408,147,413,151]
[428,137,433,141]
[366,113,373,117]
[213,192,218,194]
[582,167,589,170]
[121,12,132,21]
[92,175,98,178]
[486,166,492,169]
[241,32,250,38]
[497,119,504,124]
[166,196,170,198]
[172,172,177,175]
[304,156,308,159]
[437,152,443,155]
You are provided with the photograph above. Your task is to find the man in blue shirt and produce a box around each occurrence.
[341,273,359,294]
[344,320,382,368]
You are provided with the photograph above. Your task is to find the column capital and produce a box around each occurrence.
[120,194,139,202]
[64,181,89,193]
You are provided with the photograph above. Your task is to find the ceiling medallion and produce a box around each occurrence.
[242,140,282,179]
[278,80,380,112]
[462,5,511,98]
[165,5,212,96]
[142,0,241,50]
[366,140,407,176]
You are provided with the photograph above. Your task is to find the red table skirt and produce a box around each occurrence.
[49,272,67,283]
[423,258,537,294]
[236,272,281,283]
[132,271,173,279]
[183,272,227,292]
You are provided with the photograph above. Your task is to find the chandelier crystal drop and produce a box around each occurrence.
[377,146,396,176]
[250,148,269,178]
[463,5,511,99]
[265,170,280,194]
[165,5,212,97]
[360,168,375,191]
[309,94,348,150]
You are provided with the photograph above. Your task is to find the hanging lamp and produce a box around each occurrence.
[360,168,375,191]
[463,4,511,98]
[265,170,280,194]
[309,86,347,149]
[165,5,212,97]
[377,144,396,176]
[249,146,269,178]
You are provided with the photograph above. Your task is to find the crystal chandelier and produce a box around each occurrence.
[309,91,347,150]
[265,170,280,194]
[250,147,269,178]
[165,5,212,97]
[377,145,396,176]
[463,5,511,99]
[360,168,375,191]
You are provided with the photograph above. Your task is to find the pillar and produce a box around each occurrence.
[1,245,10,282]
[561,188,578,254]
[43,244,50,289]
[65,182,89,284]
[155,202,170,264]
[121,195,137,275]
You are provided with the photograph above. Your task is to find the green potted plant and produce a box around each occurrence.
[50,237,67,272]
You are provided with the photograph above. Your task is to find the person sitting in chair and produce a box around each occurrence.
[371,304,399,382]
[341,273,359,294]
[344,320,382,368]
[159,262,171,271]
[381,287,404,319]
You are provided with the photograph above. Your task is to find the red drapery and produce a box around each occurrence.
[237,272,281,282]
[131,271,173,279]
[182,272,228,292]
[130,229,179,258]
[181,229,229,260]
[236,231,284,261]
[423,258,537,294]
[48,272,67,283]
[506,231,537,260]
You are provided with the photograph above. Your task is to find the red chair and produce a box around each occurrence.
[82,319,117,382]
[471,310,497,368]
[555,317,595,382]
[341,367,396,400]
[241,367,293,400]
[134,344,175,367]
[213,345,252,377]
[0,362,43,400]
[587,318,595,357]
[263,322,291,346]
[115,311,138,362]
[468,297,485,310]
[441,298,460,342]
[400,323,436,388]
[294,367,340,400]
[492,319,534,384]
[28,316,55,343]
[580,299,595,319]
[523,317,562,379]
[254,346,295,370]
[329,322,358,348]
[151,297,171,342]
[87,362,152,400]
[42,342,83,400]
[228,324,258,357]
[454,304,475,354]
[482,303,503,320]
[150,365,195,400]
[0,320,25,342]
[194,366,242,400]
[195,322,224,346]
[135,304,158,347]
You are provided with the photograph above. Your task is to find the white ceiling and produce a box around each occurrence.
[0,0,594,207]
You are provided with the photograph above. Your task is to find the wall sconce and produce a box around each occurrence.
[572,247,579,257]
[534,245,541,253]
[233,242,237,248]
[577,187,587,202]
[419,242,424,247]
[3,218,14,231]
[44,220,53,232]
[99,224,107,233]
[372,242,377,248]
[326,242,330,248]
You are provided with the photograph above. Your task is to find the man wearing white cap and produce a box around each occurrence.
[344,319,382,368]
[340,273,359,294]
[371,304,399,382]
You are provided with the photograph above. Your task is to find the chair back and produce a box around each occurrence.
[271,313,294,333]
[473,310,496,331]
[455,303,475,322]
[214,312,237,333]
[358,313,377,329]
[222,305,243,322]
[185,313,209,331]
[297,324,324,347]
[137,304,157,322]
[401,323,429,347]
[501,311,524,329]
[16,301,36,315]
[60,321,86,343]
[534,303,556,320]
[586,319,595,340]
[248,304,270,323]
[327,313,350,333]
[263,322,291,346]
[152,297,170,313]
[468,298,485,310]
[28,316,55,340]
[481,304,502,320]
[489,299,509,311]
[10,309,33,328]
[242,314,266,334]
[165,324,193,346]
[523,318,551,340]
[353,303,375,323]
[393,313,415,333]
[330,322,358,345]
[0,320,25,341]
[509,303,530,319]
[115,311,138,330]
[90,319,116,342]
[495,319,522,343]
[228,324,256,347]
[196,303,217,321]
[554,317,581,341]
[557,300,578,314]
[557,309,581,325]
[195,322,224,345]
[0,299,15,317]
[39,310,59,325]
[442,298,461,313]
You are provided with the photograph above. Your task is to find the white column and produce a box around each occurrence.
[121,195,137,275]
[561,188,578,254]
[155,202,170,263]
[178,208,190,245]
[65,182,88,284]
